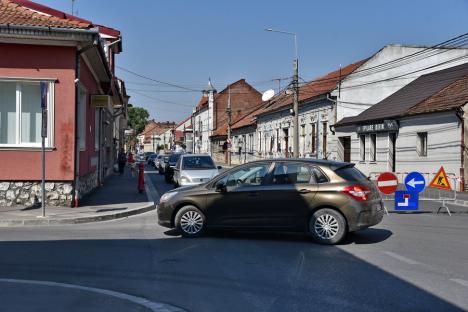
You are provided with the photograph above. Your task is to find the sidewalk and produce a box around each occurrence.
[0,167,156,227]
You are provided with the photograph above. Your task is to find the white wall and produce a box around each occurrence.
[335,111,462,176]
[333,45,468,122]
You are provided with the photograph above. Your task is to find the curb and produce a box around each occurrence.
[0,203,155,227]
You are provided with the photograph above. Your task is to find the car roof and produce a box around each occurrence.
[181,154,212,158]
[247,158,351,168]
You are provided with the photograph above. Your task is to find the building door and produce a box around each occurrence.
[389,133,397,172]
[339,137,351,162]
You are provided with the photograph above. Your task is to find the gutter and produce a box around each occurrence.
[326,93,337,135]
[0,24,99,34]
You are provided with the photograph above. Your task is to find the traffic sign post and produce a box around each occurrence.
[40,82,48,218]
[377,172,398,194]
[404,171,426,193]
[395,191,419,211]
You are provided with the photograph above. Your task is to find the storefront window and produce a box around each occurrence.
[360,134,366,161]
[370,133,376,161]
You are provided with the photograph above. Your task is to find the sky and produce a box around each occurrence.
[36,0,468,124]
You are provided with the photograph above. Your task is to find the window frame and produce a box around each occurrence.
[417,132,428,157]
[0,78,55,148]
[359,134,366,162]
[370,133,377,162]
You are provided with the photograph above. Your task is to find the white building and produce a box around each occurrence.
[330,44,468,160]
[334,63,468,190]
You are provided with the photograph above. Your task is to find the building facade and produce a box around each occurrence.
[334,63,468,190]
[0,0,127,207]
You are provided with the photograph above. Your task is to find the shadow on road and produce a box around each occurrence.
[0,233,460,312]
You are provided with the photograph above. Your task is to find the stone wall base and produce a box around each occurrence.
[0,181,73,207]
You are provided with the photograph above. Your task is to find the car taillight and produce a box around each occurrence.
[342,185,370,201]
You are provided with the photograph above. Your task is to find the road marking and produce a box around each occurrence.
[377,180,398,187]
[145,170,160,204]
[450,278,468,287]
[0,278,186,312]
[384,251,421,265]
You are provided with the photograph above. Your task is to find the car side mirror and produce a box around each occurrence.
[215,181,227,193]
[217,166,222,170]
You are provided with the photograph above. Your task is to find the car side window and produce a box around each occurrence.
[218,163,270,188]
[311,166,329,183]
[271,163,312,185]
[175,158,181,169]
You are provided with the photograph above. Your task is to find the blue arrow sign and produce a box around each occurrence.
[404,171,426,193]
[395,191,419,211]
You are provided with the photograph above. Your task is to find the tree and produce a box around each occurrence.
[128,106,150,134]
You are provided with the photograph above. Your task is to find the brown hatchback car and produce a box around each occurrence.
[157,159,384,244]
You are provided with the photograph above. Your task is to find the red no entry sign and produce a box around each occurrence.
[377,172,398,194]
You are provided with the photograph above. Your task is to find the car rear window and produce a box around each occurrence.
[334,166,368,182]
[182,156,215,170]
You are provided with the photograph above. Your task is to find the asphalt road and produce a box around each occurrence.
[0,167,467,311]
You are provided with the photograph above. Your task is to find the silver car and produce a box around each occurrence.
[173,154,220,187]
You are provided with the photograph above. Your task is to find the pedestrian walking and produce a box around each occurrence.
[117,148,127,176]
[128,152,136,177]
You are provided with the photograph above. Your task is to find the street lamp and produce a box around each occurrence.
[265,28,299,158]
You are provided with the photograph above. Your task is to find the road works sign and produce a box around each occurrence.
[429,166,452,190]
[394,191,419,211]
[404,171,426,193]
[377,172,398,194]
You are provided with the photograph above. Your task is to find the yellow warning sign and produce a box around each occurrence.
[429,167,452,190]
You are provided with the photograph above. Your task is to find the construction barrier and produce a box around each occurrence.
[369,171,461,216]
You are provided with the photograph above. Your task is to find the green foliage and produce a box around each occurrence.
[128,106,150,134]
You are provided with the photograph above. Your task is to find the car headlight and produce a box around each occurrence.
[180,176,191,183]
[160,191,178,203]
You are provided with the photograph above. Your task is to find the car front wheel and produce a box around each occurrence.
[309,208,346,245]
[175,206,206,238]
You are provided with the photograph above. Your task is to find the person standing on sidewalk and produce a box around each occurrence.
[117,148,127,176]
[128,152,136,177]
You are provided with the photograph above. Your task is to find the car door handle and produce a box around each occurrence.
[298,189,312,194]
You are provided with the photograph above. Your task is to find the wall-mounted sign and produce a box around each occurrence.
[91,95,111,108]
[356,120,398,134]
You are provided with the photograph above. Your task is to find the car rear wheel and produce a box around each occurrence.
[175,206,206,238]
[309,208,346,245]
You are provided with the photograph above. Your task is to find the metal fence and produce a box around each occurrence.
[369,171,461,216]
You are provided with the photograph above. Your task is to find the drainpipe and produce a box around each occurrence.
[456,107,465,191]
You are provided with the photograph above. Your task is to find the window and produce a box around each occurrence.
[221,163,270,187]
[417,132,427,156]
[311,123,316,154]
[334,165,368,183]
[272,163,312,184]
[311,166,329,183]
[249,133,254,152]
[360,135,366,161]
[322,122,327,157]
[0,80,54,147]
[94,109,100,151]
[370,133,376,162]
[78,87,87,151]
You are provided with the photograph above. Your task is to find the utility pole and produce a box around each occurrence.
[265,28,299,158]
[292,58,299,158]
[227,86,232,166]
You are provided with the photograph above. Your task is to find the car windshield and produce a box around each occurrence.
[169,153,182,163]
[182,156,215,170]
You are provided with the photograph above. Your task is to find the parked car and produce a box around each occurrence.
[147,154,157,166]
[164,153,184,183]
[158,154,172,175]
[173,154,221,188]
[157,159,384,245]
[154,154,165,169]
[144,152,156,161]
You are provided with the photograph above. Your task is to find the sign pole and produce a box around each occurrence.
[40,82,48,218]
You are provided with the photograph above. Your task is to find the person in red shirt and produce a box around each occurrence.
[127,152,136,177]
